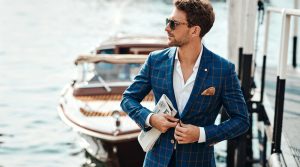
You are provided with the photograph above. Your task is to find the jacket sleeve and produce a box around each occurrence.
[204,63,250,145]
[120,54,153,131]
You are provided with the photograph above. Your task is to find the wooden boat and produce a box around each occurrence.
[58,36,167,167]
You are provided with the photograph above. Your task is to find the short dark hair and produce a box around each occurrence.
[174,0,215,37]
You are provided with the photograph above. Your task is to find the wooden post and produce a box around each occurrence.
[227,0,244,67]
[238,0,257,166]
[237,0,246,78]
[243,0,256,74]
[227,0,257,166]
[226,1,247,166]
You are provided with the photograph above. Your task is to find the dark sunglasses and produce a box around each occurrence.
[166,18,188,30]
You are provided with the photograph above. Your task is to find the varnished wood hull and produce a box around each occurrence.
[58,84,153,166]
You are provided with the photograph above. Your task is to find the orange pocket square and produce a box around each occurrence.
[201,87,215,96]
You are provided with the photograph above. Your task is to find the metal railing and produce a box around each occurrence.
[260,7,300,167]
[226,6,300,167]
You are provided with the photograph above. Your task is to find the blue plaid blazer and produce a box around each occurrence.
[121,46,249,167]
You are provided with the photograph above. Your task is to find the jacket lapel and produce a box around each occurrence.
[180,46,211,118]
[165,47,178,111]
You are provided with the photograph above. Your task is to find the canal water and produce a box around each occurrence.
[0,0,297,166]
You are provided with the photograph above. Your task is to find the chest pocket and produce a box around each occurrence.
[197,80,221,112]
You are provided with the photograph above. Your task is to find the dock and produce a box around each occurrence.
[257,66,300,166]
[221,0,300,164]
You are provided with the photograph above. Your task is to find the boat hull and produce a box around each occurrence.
[58,84,152,166]
[79,132,145,167]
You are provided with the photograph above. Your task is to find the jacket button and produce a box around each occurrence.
[171,139,174,144]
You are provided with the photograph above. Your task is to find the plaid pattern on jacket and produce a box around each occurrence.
[121,46,249,167]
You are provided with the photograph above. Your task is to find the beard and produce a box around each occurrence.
[167,33,189,47]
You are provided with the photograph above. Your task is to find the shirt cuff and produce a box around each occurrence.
[198,127,206,143]
[145,113,153,127]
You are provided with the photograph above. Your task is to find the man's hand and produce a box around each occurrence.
[174,121,200,144]
[149,114,178,133]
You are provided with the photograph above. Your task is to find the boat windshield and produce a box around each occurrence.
[90,62,142,83]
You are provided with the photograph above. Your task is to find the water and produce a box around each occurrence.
[1,0,295,166]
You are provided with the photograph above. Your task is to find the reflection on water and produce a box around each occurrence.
[82,151,107,167]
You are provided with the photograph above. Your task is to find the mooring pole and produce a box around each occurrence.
[226,0,246,166]
[235,0,256,166]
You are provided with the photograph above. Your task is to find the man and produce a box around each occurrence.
[121,0,249,166]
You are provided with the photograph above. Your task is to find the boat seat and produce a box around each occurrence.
[80,108,127,117]
[75,93,154,102]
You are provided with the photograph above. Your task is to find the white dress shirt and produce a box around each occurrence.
[146,45,206,143]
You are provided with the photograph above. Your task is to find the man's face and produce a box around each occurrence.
[165,8,190,47]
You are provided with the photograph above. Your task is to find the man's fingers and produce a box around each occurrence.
[178,140,188,144]
[175,135,187,144]
[164,114,178,122]
[165,121,177,128]
[174,133,184,141]
[175,124,186,133]
[175,129,185,137]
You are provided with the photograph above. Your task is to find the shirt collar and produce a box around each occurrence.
[175,44,203,71]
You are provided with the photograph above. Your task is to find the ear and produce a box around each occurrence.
[191,26,201,37]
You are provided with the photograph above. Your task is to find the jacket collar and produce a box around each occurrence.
[166,45,212,118]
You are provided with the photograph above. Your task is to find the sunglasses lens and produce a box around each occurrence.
[170,20,175,30]
[166,18,175,30]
